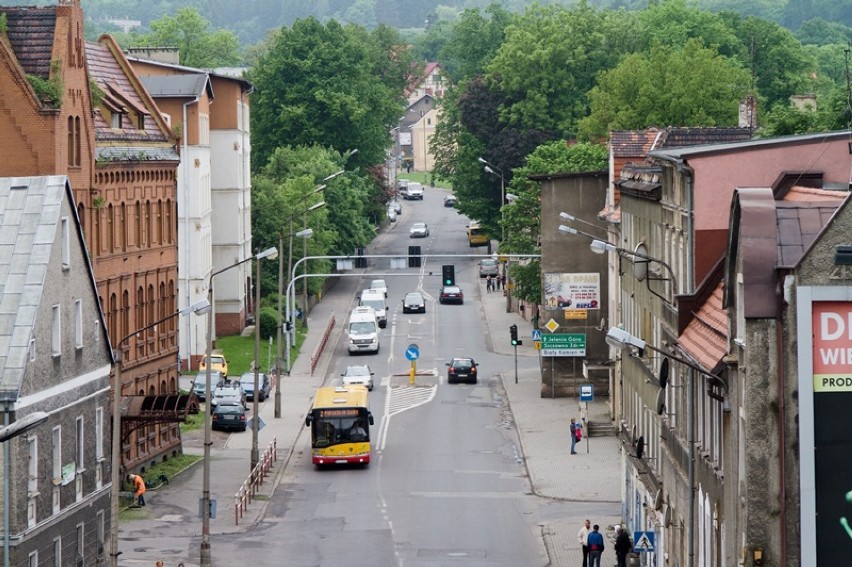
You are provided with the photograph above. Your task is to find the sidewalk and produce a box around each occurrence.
[119,260,624,567]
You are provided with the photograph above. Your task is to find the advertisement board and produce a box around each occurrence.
[542,273,600,311]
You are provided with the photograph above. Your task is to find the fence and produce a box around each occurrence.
[234,437,277,525]
[310,312,336,375]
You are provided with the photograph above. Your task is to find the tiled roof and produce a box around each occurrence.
[776,200,844,268]
[1,5,56,78]
[650,130,852,160]
[678,282,727,372]
[86,40,172,144]
[783,185,849,202]
[610,129,665,158]
[0,176,65,391]
[662,127,753,148]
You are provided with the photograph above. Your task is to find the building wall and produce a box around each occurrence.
[538,172,610,397]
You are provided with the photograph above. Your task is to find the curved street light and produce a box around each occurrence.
[109,298,211,567]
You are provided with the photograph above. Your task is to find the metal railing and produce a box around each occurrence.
[310,312,335,375]
[234,437,277,525]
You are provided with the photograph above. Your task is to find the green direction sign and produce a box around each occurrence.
[541,333,586,357]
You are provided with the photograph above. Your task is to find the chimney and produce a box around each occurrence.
[738,95,757,129]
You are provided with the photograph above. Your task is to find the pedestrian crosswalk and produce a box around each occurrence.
[387,384,437,416]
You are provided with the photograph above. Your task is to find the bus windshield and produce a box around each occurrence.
[311,409,370,448]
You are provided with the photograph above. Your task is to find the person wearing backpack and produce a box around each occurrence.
[570,417,582,454]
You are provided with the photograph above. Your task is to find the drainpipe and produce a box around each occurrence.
[688,367,695,567]
[182,96,199,367]
[776,275,790,565]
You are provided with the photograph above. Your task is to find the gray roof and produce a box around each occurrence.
[649,130,852,161]
[95,146,180,163]
[0,176,65,391]
[139,73,212,98]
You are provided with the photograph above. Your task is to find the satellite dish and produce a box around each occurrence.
[656,389,666,415]
[659,357,669,389]
[633,243,649,281]
[663,505,673,528]
[653,488,664,511]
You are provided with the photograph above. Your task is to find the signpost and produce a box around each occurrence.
[405,343,420,385]
[633,531,655,553]
[541,333,587,357]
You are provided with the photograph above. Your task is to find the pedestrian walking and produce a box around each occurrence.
[614,525,632,567]
[128,473,146,507]
[486,275,493,293]
[501,274,506,289]
[570,417,582,454]
[587,524,605,567]
[578,518,591,566]
[495,274,502,290]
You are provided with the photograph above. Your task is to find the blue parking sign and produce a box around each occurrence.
[580,384,593,402]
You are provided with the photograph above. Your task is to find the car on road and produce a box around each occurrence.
[389,200,402,214]
[239,372,271,402]
[447,358,478,384]
[369,279,388,297]
[409,222,430,238]
[387,208,397,222]
[439,285,464,305]
[444,195,458,208]
[404,182,424,200]
[479,258,499,277]
[191,371,224,401]
[341,365,375,391]
[199,352,228,378]
[211,403,247,432]
[210,385,246,409]
[402,292,426,313]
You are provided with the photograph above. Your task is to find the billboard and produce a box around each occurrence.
[543,273,600,311]
[810,301,852,564]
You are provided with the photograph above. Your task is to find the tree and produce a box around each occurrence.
[435,4,515,83]
[577,40,751,140]
[124,8,243,68]
[249,17,403,174]
[795,17,852,46]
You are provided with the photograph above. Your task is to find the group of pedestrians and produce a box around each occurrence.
[485,274,504,293]
[577,518,634,567]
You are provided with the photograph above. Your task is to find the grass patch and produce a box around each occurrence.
[214,334,255,375]
[145,453,202,483]
[399,172,452,190]
[181,411,206,433]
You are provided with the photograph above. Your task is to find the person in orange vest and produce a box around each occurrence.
[127,474,146,506]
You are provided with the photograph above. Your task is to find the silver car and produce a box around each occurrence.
[409,222,430,238]
[479,258,499,277]
[210,385,246,409]
[341,365,375,391]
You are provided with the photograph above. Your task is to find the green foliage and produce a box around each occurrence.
[27,60,64,108]
[433,5,515,83]
[89,79,105,107]
[249,17,405,174]
[577,40,751,140]
[0,12,7,35]
[259,307,279,340]
[795,17,852,46]
[123,8,243,68]
[213,335,255,376]
[759,86,850,136]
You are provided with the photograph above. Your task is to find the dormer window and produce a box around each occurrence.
[111,112,122,129]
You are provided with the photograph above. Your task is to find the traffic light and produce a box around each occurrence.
[442,265,455,286]
[510,324,520,346]
[408,245,421,268]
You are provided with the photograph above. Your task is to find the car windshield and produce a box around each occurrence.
[443,286,461,293]
[481,259,497,267]
[214,405,242,415]
[361,299,384,312]
[412,223,426,230]
[350,322,376,334]
[452,359,474,368]
[405,293,423,302]
[370,280,386,289]
[239,376,255,388]
[344,367,370,377]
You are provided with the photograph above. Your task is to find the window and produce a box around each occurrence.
[94,319,99,343]
[110,112,122,129]
[29,338,36,361]
[54,537,62,567]
[52,426,61,483]
[97,510,105,557]
[52,305,61,357]
[75,416,84,471]
[74,299,83,349]
[95,407,103,460]
[61,217,70,268]
[75,524,84,567]
[28,550,38,567]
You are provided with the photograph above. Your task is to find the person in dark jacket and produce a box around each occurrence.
[614,525,632,567]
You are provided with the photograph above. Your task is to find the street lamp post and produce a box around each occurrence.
[2,409,48,567]
[251,247,278,471]
[478,157,505,243]
[109,298,211,567]
[200,247,275,567]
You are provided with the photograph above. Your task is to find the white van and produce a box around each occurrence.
[348,306,380,354]
[404,182,423,200]
[359,289,388,328]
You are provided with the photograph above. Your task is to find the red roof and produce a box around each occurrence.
[678,282,727,372]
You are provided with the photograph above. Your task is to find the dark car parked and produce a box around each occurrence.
[439,285,464,305]
[211,403,247,432]
[447,358,478,384]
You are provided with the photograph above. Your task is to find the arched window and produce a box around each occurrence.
[120,203,127,251]
[136,201,143,247]
[165,199,173,243]
[146,201,153,249]
[157,199,163,245]
[122,290,129,340]
[109,293,118,347]
[136,287,144,338]
[106,204,114,252]
[147,284,155,348]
